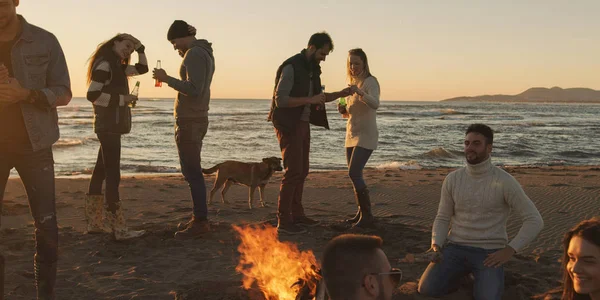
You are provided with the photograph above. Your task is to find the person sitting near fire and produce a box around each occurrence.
[418,124,544,300]
[321,234,402,300]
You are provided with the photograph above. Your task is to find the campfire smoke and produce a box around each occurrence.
[233,224,324,300]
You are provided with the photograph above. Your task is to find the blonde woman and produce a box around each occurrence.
[338,48,380,228]
[85,33,147,240]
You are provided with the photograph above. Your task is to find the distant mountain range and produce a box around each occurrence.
[441,87,600,103]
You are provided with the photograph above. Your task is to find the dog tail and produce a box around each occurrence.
[202,164,220,174]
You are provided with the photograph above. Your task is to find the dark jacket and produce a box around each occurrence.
[267,50,328,133]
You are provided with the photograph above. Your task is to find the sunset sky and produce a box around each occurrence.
[18,0,599,101]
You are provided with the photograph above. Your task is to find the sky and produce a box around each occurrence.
[17,0,600,101]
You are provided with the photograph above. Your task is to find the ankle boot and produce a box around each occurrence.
[344,190,361,223]
[352,188,375,228]
[345,207,361,223]
[174,217,211,239]
[106,203,146,241]
[85,194,109,234]
[34,254,56,300]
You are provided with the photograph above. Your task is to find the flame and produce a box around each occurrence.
[233,224,321,300]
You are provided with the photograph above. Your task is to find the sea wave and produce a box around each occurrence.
[422,147,456,159]
[121,164,179,173]
[555,150,597,159]
[375,160,422,170]
[53,138,84,148]
[439,108,462,115]
[58,119,93,126]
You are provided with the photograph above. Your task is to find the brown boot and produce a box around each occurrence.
[277,220,306,235]
[174,217,210,240]
[352,188,375,228]
[345,206,361,223]
[177,217,195,231]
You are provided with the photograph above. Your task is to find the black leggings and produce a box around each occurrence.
[88,133,121,213]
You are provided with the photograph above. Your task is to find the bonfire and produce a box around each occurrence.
[233,225,327,300]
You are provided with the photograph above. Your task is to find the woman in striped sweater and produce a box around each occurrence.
[85,33,148,240]
[338,48,381,228]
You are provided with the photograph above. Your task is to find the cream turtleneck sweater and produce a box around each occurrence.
[431,157,544,252]
[344,76,380,150]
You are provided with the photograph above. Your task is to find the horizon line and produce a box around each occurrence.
[70,96,437,102]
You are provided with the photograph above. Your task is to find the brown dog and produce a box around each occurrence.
[202,157,283,209]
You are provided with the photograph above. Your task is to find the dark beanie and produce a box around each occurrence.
[167,20,193,40]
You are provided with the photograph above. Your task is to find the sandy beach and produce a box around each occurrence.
[2,166,599,299]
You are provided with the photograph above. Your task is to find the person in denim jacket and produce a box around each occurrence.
[0,1,72,298]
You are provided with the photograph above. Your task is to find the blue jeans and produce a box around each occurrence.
[418,243,504,300]
[346,147,373,191]
[175,117,209,220]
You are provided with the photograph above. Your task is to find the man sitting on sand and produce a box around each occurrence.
[321,234,402,300]
[418,124,544,300]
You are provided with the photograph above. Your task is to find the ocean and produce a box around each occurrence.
[38,98,600,176]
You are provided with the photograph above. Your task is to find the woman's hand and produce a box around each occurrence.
[349,85,364,96]
[119,33,142,50]
[337,103,347,114]
[123,94,138,105]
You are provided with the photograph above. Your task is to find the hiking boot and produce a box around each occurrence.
[174,218,210,240]
[277,221,307,234]
[294,216,321,227]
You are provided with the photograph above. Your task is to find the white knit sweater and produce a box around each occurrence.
[344,76,380,150]
[431,157,544,252]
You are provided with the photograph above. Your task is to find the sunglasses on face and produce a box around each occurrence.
[368,268,403,286]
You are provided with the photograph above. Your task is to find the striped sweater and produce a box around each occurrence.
[86,51,148,107]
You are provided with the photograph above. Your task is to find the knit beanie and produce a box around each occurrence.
[167,20,193,40]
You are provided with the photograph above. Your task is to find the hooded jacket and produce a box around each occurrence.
[166,39,215,119]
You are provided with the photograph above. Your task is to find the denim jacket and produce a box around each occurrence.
[11,15,72,151]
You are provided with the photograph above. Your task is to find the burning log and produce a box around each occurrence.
[292,267,328,300]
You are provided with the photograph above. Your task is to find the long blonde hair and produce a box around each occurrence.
[346,48,372,85]
[86,34,131,84]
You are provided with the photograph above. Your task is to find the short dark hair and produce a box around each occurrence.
[466,123,494,144]
[308,32,334,52]
[321,234,383,300]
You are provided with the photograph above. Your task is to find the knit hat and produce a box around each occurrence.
[167,20,193,41]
